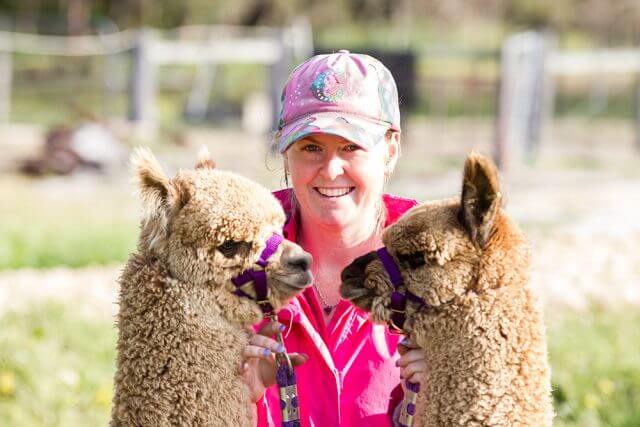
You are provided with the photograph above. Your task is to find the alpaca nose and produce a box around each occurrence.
[284,250,312,271]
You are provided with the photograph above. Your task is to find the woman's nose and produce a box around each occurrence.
[319,154,345,180]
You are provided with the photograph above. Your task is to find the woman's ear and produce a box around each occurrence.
[385,131,400,175]
[283,153,290,174]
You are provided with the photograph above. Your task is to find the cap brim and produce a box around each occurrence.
[277,112,390,153]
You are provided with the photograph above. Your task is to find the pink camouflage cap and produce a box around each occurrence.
[275,50,401,152]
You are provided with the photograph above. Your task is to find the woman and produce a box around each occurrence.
[243,50,427,426]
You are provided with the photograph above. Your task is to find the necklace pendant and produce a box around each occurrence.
[323,306,334,315]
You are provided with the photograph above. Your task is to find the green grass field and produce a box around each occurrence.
[0,219,137,270]
[547,308,640,426]
[0,302,638,426]
[0,217,137,270]
[0,176,138,271]
[0,304,116,425]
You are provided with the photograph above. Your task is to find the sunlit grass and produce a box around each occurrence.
[0,301,638,426]
[548,307,640,426]
[0,303,116,426]
[0,176,138,270]
[0,220,137,270]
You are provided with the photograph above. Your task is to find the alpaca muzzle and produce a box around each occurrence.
[340,251,378,310]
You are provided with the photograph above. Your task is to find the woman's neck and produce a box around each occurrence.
[297,208,384,317]
[297,212,382,265]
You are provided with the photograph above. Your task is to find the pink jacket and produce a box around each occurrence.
[256,189,417,427]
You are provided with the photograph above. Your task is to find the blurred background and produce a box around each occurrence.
[0,1,639,426]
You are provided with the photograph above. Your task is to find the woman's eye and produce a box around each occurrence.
[302,144,321,152]
[217,240,244,258]
[399,252,425,269]
[343,144,361,152]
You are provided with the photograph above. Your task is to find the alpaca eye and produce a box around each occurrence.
[399,252,425,269]
[217,240,243,258]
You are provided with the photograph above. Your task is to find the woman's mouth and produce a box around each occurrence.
[314,187,355,198]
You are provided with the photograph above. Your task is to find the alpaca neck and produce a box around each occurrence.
[411,286,551,426]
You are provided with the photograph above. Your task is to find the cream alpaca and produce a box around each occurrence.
[111,148,312,426]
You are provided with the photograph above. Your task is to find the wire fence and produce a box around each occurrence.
[2,26,640,171]
[0,22,313,131]
[495,31,640,171]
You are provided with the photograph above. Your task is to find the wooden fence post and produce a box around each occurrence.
[636,74,640,151]
[0,33,12,123]
[267,19,313,134]
[289,17,314,64]
[129,29,156,130]
[524,32,553,159]
[495,31,551,172]
[268,30,291,133]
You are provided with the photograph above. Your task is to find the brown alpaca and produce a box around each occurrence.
[341,153,552,426]
[111,148,312,426]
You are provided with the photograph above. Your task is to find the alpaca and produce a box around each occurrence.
[341,153,553,426]
[111,148,312,426]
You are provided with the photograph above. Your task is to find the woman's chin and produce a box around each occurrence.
[306,201,359,227]
[313,212,355,229]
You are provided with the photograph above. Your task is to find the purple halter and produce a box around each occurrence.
[376,247,428,333]
[376,246,425,427]
[231,233,283,314]
[231,233,302,426]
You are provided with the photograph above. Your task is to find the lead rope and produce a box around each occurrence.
[389,332,420,427]
[232,234,301,427]
[268,313,300,427]
[376,247,422,427]
[397,348,420,427]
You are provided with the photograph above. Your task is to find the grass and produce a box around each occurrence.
[547,307,640,426]
[0,302,638,426]
[0,177,138,271]
[0,303,116,426]
[0,220,137,270]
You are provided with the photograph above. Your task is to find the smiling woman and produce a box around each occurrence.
[284,132,398,234]
[238,50,427,427]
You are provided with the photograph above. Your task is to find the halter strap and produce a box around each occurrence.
[376,247,428,333]
[377,247,425,427]
[232,234,284,314]
[377,246,404,287]
[257,233,283,267]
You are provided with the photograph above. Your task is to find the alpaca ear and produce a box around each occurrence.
[131,147,190,251]
[132,147,170,215]
[195,146,216,170]
[460,152,502,248]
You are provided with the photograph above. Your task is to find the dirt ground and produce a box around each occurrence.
[1,118,638,318]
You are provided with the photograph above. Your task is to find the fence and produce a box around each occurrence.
[496,31,640,171]
[0,20,313,133]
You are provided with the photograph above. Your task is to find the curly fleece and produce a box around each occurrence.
[111,148,309,426]
[342,153,553,426]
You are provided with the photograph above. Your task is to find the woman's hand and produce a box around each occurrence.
[396,339,427,385]
[242,322,309,403]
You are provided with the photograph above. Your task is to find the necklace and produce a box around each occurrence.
[314,284,337,315]
[298,230,342,315]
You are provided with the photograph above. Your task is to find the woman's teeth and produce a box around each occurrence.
[315,187,354,197]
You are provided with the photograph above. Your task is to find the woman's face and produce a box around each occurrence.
[284,133,398,232]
